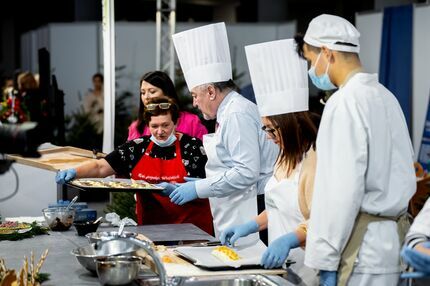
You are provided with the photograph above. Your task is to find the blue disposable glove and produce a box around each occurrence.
[169,181,198,205]
[401,271,430,279]
[319,270,337,286]
[220,220,259,246]
[184,177,201,182]
[156,182,179,197]
[261,232,300,269]
[55,169,77,184]
[401,242,430,273]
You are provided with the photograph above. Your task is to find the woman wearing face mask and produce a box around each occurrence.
[220,39,319,285]
[128,71,207,141]
[55,97,213,234]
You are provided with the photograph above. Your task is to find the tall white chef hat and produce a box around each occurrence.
[304,14,360,53]
[172,22,232,91]
[245,39,308,116]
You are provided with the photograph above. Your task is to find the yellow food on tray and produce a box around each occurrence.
[211,246,240,262]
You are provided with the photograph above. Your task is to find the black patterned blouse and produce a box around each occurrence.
[104,133,207,178]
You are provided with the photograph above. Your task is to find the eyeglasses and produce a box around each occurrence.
[146,103,171,111]
[261,125,279,137]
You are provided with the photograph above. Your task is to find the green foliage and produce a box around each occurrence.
[105,192,137,221]
[34,272,51,283]
[0,222,49,241]
[64,107,103,150]
[64,91,134,151]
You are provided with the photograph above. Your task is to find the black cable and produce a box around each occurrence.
[0,165,19,202]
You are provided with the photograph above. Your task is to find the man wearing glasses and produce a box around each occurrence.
[167,22,278,244]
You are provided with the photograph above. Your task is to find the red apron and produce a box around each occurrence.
[131,137,213,235]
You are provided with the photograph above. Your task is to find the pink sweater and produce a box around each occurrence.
[128,111,208,141]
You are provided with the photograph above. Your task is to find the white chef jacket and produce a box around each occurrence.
[195,91,278,198]
[405,198,430,248]
[305,73,416,274]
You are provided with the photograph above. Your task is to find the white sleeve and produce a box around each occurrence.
[196,112,261,198]
[406,198,430,247]
[304,103,368,271]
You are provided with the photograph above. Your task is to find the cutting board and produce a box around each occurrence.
[6,146,105,171]
[155,246,286,277]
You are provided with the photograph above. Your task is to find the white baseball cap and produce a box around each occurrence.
[245,39,309,116]
[172,22,232,91]
[304,14,360,53]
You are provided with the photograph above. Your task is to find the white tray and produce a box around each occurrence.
[174,240,293,270]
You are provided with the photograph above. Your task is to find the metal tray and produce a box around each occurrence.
[174,240,294,271]
[66,178,164,193]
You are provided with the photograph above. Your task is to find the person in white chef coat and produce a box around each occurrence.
[295,14,416,286]
[220,39,319,285]
[166,22,278,244]
[401,198,430,283]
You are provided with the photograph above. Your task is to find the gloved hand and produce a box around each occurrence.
[261,232,300,269]
[401,271,430,279]
[156,182,178,197]
[319,270,337,286]
[55,169,77,184]
[220,220,259,246]
[401,242,430,273]
[184,177,201,182]
[169,181,198,205]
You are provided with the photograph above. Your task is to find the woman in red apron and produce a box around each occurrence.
[55,97,213,235]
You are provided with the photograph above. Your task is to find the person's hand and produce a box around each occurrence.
[156,182,178,197]
[55,169,77,184]
[260,232,300,269]
[401,242,430,273]
[319,270,337,286]
[169,181,198,205]
[401,271,430,279]
[184,177,201,182]
[220,220,259,246]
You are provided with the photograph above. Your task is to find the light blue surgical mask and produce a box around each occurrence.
[308,52,337,91]
[150,132,177,147]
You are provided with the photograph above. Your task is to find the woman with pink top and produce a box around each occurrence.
[128,71,207,141]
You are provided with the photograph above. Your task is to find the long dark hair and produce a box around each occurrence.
[268,111,319,176]
[136,71,182,133]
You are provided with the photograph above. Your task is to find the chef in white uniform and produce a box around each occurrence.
[168,22,278,243]
[220,39,319,285]
[401,198,430,281]
[296,14,416,286]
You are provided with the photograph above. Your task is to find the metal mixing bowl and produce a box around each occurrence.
[71,241,140,274]
[42,207,75,231]
[71,244,101,273]
[85,231,137,244]
[96,256,142,285]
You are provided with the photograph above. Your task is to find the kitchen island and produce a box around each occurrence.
[0,223,215,285]
[0,223,289,285]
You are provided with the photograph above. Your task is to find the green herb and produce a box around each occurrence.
[0,222,49,241]
[33,272,50,283]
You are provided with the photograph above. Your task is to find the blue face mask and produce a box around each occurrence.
[308,52,337,91]
[150,132,177,147]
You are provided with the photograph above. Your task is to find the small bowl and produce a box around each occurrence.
[96,256,142,285]
[86,231,137,244]
[74,221,101,236]
[42,207,75,231]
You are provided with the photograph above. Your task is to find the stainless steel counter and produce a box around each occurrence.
[0,223,215,286]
